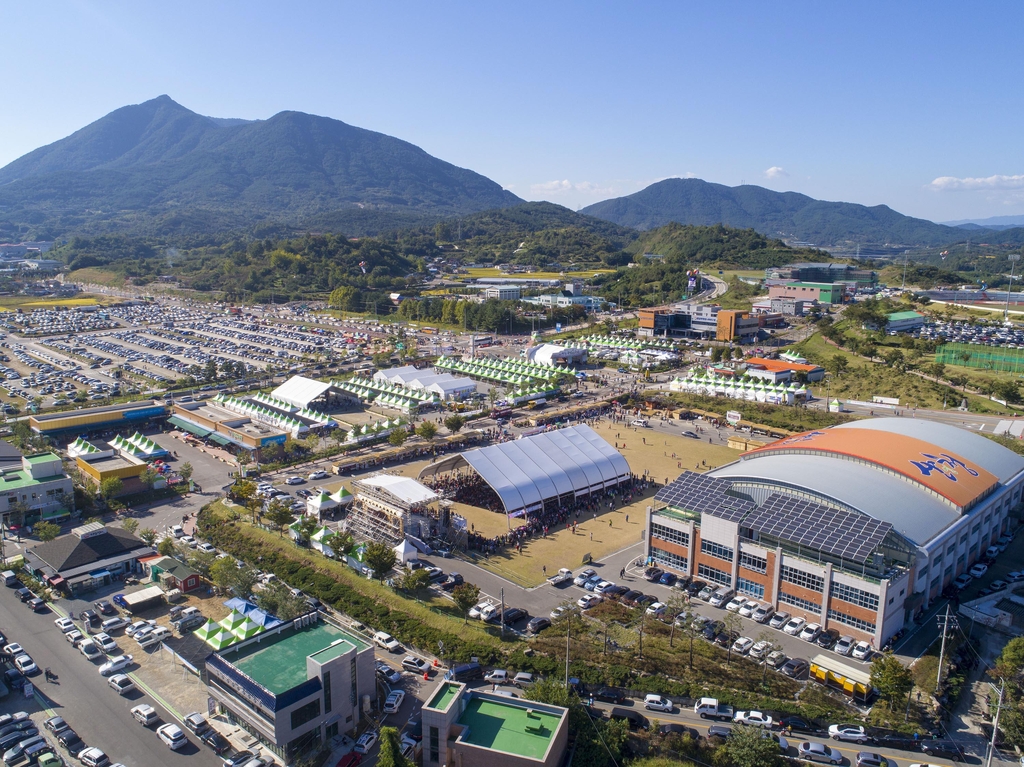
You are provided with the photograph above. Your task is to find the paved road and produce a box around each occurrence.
[0,587,220,766]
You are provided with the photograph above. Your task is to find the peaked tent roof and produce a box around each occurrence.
[271,376,334,409]
[419,424,631,515]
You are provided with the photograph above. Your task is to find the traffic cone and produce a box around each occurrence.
[424,671,429,681]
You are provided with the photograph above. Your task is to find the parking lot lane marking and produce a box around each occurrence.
[129,673,186,724]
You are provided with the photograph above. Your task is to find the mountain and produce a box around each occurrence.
[944,214,1024,228]
[581,178,968,248]
[0,96,520,238]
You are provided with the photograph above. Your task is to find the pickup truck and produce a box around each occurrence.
[547,568,574,587]
[693,697,735,721]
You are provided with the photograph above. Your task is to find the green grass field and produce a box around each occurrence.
[0,294,114,311]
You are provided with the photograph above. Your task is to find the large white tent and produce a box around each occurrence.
[271,376,335,409]
[419,424,630,516]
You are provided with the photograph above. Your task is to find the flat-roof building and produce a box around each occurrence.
[645,418,1024,650]
[205,614,375,761]
[422,681,569,767]
[0,451,73,525]
[29,399,168,437]
[169,401,289,452]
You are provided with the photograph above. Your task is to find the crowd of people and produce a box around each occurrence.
[424,471,651,556]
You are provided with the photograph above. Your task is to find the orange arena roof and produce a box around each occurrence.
[747,427,998,508]
[746,357,824,373]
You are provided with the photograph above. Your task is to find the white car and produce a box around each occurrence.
[828,724,868,743]
[969,563,989,578]
[852,641,873,661]
[14,654,37,674]
[157,723,188,750]
[643,694,673,712]
[594,580,616,594]
[577,594,602,610]
[768,611,791,629]
[783,616,807,635]
[79,639,102,660]
[468,601,494,620]
[308,470,328,480]
[646,602,667,617]
[383,690,405,713]
[197,542,216,554]
[98,654,134,676]
[738,600,760,618]
[798,741,842,764]
[92,633,118,654]
[734,710,773,728]
[731,637,754,655]
[126,620,155,637]
[354,730,378,754]
[131,703,159,726]
[108,673,135,695]
[179,535,196,548]
[484,669,509,684]
[65,629,85,647]
[834,636,855,656]
[54,617,76,633]
[725,595,747,612]
[285,476,304,485]
[550,605,570,620]
[752,604,775,623]
[79,748,110,767]
[3,642,23,656]
[749,640,772,660]
[136,627,171,647]
[799,623,823,642]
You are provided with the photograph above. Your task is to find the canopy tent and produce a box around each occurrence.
[193,620,219,642]
[271,376,334,409]
[393,539,419,564]
[419,424,631,516]
[206,627,236,650]
[232,619,263,640]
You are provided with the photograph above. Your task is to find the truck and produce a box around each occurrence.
[693,698,735,721]
[547,568,574,587]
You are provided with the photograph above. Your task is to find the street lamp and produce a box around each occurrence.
[1004,254,1021,321]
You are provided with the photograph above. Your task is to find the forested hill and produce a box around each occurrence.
[0,95,520,240]
[582,177,973,248]
[625,223,823,268]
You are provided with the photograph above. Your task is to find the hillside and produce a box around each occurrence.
[0,95,520,239]
[582,177,980,248]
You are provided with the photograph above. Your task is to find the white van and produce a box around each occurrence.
[373,631,401,653]
[631,418,650,428]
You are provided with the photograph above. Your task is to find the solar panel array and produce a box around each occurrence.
[654,471,754,522]
[743,493,892,564]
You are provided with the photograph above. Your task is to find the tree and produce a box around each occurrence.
[34,521,60,542]
[827,354,848,376]
[265,498,294,535]
[294,514,320,546]
[157,537,177,557]
[444,414,466,434]
[870,653,913,711]
[364,540,397,582]
[186,550,216,579]
[402,568,433,593]
[254,581,307,620]
[178,462,194,483]
[139,527,157,546]
[100,477,123,500]
[725,724,783,767]
[121,517,139,536]
[416,421,438,440]
[452,582,481,623]
[723,611,743,665]
[233,565,260,599]
[377,726,413,767]
[138,466,159,490]
[210,557,238,593]
[388,429,408,447]
[665,593,688,647]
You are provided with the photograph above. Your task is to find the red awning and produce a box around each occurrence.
[48,576,65,586]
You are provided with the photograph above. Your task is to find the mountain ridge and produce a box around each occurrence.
[580,177,988,248]
[0,96,520,239]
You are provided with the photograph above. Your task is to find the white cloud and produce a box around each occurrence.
[764,166,788,179]
[930,174,1024,191]
[529,179,614,197]
[531,179,574,194]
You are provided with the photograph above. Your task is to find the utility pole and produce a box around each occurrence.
[1004,254,1021,321]
[985,679,1004,767]
[936,604,954,692]
[500,587,505,639]
[564,610,571,688]
[901,251,910,291]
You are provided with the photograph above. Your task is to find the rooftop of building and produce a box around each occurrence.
[29,525,150,574]
[428,682,460,711]
[0,466,67,491]
[745,357,824,373]
[457,694,562,759]
[887,310,925,321]
[78,454,142,472]
[219,621,366,694]
[30,399,165,422]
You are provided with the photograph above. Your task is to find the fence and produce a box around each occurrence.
[936,342,1024,373]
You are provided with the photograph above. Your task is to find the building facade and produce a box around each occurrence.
[483,286,522,301]
[645,419,1024,649]
[205,614,376,761]
[0,452,73,525]
[767,281,845,305]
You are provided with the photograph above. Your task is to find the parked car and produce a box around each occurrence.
[200,728,231,754]
[725,595,747,612]
[108,674,135,695]
[592,687,626,704]
[512,672,534,688]
[643,694,673,713]
[779,716,823,734]
[93,632,118,654]
[834,636,856,656]
[354,730,378,754]
[783,616,807,635]
[733,711,773,727]
[780,658,809,678]
[828,724,869,743]
[98,654,133,676]
[157,723,188,750]
[852,641,873,661]
[731,637,754,655]
[183,713,210,735]
[855,752,888,767]
[969,563,989,578]
[799,623,823,643]
[577,594,602,610]
[798,741,842,764]
[526,617,551,634]
[749,640,773,661]
[130,704,159,727]
[54,617,75,633]
[752,604,775,623]
[373,631,401,653]
[768,611,791,629]
[573,569,596,587]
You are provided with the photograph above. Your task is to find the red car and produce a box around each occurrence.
[335,753,362,767]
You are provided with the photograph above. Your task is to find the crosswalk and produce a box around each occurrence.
[993,419,1024,437]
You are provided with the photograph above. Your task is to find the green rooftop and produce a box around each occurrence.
[222,621,366,694]
[458,697,561,760]
[888,311,924,321]
[428,682,460,711]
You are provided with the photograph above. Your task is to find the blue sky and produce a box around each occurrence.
[3,1,1023,222]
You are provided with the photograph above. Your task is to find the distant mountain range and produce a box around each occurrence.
[943,214,1024,231]
[0,96,520,239]
[580,178,980,248]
